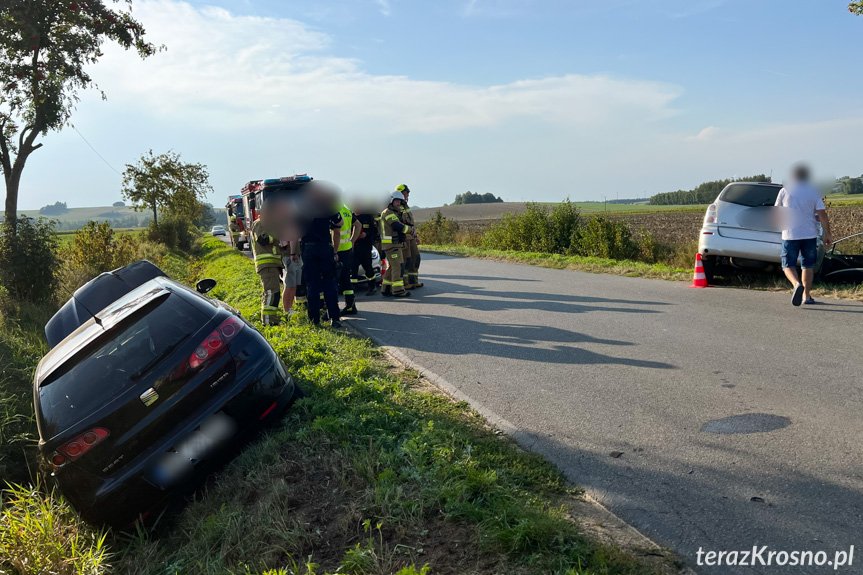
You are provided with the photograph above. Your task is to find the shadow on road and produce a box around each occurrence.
[402,279,670,314]
[358,311,675,369]
[801,301,863,314]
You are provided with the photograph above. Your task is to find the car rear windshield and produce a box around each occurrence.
[719,184,781,207]
[39,293,206,433]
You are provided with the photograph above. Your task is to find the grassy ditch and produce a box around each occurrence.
[420,244,692,281]
[419,245,863,302]
[2,236,680,575]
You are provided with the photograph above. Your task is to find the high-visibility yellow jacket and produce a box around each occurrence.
[380,203,412,248]
[337,204,354,252]
[251,219,283,272]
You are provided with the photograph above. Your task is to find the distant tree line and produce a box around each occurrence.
[837,176,863,195]
[649,175,771,205]
[454,191,503,205]
[39,201,69,215]
[54,215,150,231]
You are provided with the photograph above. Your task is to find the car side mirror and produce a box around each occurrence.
[196,278,217,294]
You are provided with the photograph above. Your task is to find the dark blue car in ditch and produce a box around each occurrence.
[34,261,302,527]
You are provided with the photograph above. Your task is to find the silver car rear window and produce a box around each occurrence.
[718,184,781,208]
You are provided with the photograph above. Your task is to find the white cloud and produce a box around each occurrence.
[375,0,391,16]
[94,0,681,134]
[22,0,863,211]
[688,126,718,141]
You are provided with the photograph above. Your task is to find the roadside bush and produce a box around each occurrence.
[417,210,459,245]
[549,199,583,255]
[0,217,60,303]
[482,203,556,252]
[634,227,659,263]
[148,214,199,251]
[578,216,639,260]
[64,221,138,278]
[481,201,585,255]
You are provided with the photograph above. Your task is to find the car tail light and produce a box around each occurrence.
[189,316,245,370]
[259,401,278,420]
[52,428,109,468]
[704,204,717,225]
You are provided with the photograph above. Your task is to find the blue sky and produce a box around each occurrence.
[19,0,863,209]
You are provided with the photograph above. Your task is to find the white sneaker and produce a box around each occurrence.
[286,309,298,318]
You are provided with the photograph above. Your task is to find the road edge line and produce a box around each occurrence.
[348,324,695,574]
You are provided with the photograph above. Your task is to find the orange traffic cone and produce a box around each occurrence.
[688,253,711,288]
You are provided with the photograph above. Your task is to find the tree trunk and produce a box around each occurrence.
[152,201,158,227]
[4,163,24,225]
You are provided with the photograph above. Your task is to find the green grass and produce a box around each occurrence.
[1,237,678,575]
[56,228,141,246]
[823,194,863,207]
[19,206,142,223]
[421,244,692,281]
[420,245,863,301]
[0,300,55,486]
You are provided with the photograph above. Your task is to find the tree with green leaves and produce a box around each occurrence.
[0,1,157,224]
[843,177,863,195]
[121,150,213,227]
[850,2,863,16]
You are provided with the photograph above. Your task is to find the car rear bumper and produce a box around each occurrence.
[699,230,782,263]
[699,227,825,270]
[59,343,296,527]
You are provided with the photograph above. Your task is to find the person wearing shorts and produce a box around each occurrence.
[774,164,833,306]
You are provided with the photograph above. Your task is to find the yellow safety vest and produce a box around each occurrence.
[338,204,353,252]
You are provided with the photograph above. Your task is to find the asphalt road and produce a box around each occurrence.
[340,253,863,574]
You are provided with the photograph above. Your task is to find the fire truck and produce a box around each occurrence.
[239,180,264,245]
[225,195,246,250]
[241,175,314,230]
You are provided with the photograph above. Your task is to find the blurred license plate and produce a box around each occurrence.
[145,413,237,488]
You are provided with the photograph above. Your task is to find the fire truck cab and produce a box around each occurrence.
[225,195,247,250]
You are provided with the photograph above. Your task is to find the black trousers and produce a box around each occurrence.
[352,241,374,281]
[338,248,354,296]
[302,243,340,323]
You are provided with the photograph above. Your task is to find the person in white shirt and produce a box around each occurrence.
[773,164,833,306]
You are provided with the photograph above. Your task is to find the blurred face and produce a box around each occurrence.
[393,198,402,208]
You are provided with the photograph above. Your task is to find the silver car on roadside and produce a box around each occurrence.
[698,182,824,281]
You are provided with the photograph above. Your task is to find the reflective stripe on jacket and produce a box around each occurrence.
[380,204,411,245]
[251,219,283,271]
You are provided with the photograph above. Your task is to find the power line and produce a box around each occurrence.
[71,124,123,176]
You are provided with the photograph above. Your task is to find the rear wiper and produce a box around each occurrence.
[131,342,181,381]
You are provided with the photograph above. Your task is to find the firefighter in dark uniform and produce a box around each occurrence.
[380,191,413,297]
[396,184,423,289]
[251,216,284,325]
[300,209,344,327]
[352,209,380,296]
